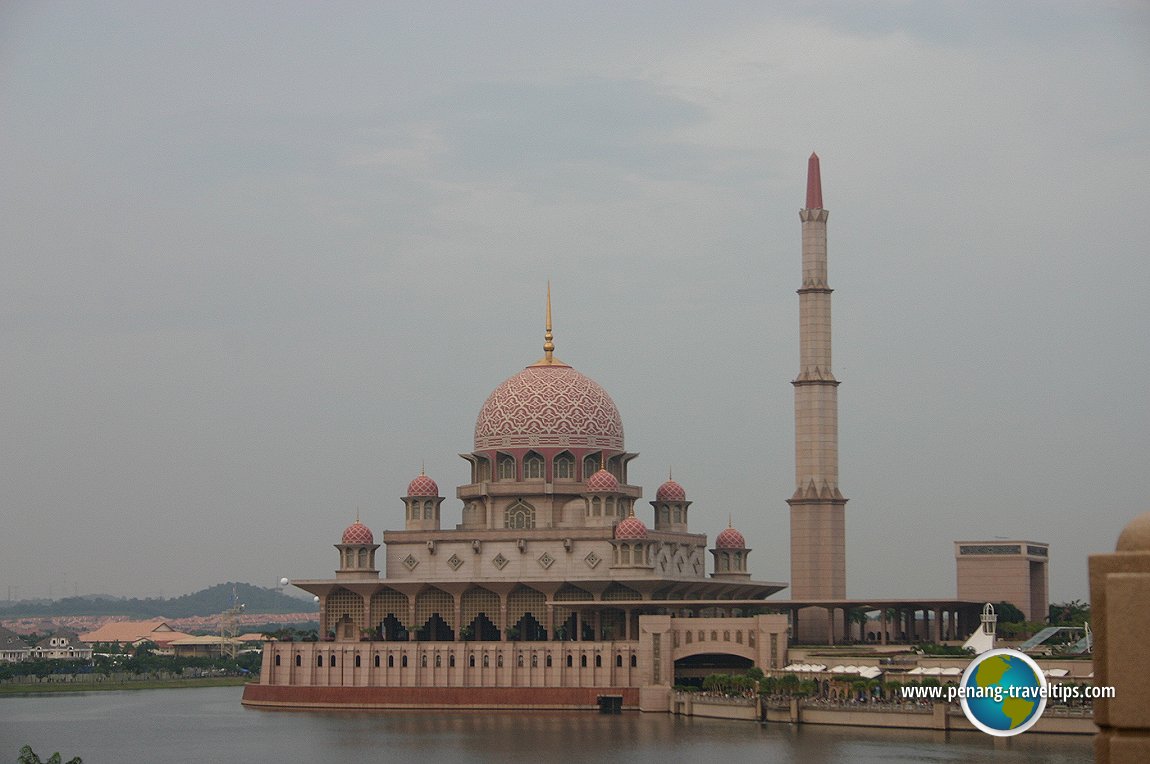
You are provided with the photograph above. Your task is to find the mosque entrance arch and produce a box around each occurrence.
[673,653,754,688]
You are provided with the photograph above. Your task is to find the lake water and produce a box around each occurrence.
[1,686,1092,763]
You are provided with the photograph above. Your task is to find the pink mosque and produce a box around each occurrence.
[242,156,983,711]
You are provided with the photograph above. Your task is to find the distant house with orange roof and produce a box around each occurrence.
[79,620,193,652]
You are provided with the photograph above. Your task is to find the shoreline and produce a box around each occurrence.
[0,676,249,695]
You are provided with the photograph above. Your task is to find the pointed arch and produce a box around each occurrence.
[505,499,536,530]
[553,451,575,480]
[523,451,544,480]
[497,452,516,481]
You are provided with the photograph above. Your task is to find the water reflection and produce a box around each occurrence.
[1,687,1091,764]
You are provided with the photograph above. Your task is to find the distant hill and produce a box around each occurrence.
[0,582,318,619]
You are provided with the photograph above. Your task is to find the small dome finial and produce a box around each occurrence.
[543,280,554,362]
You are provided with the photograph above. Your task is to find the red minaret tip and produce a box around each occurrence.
[805,152,823,210]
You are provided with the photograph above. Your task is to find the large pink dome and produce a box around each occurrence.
[474,362,624,451]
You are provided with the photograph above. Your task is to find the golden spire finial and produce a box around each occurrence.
[728,513,732,528]
[420,462,425,476]
[356,506,360,523]
[543,280,554,363]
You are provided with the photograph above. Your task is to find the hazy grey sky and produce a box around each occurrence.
[2,2,1147,605]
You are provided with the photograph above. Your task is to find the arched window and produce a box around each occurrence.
[331,655,336,667]
[421,655,427,668]
[317,655,323,667]
[524,452,544,480]
[374,655,380,668]
[388,655,394,668]
[354,655,361,668]
[498,454,516,481]
[435,654,441,668]
[424,500,434,519]
[595,655,602,668]
[469,655,476,668]
[449,655,456,668]
[483,654,489,668]
[546,655,553,668]
[402,655,408,668]
[583,454,600,480]
[275,654,281,667]
[630,655,637,668]
[531,654,538,668]
[295,654,301,667]
[357,548,367,567]
[615,654,623,668]
[566,655,573,668]
[517,654,524,668]
[554,453,575,479]
[505,499,535,530]
[580,655,587,668]
[476,458,491,483]
[497,655,504,668]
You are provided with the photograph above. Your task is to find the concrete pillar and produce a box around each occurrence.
[932,607,942,644]
[1091,512,1150,763]
[880,609,888,645]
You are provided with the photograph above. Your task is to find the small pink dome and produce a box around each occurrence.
[615,515,648,540]
[407,473,439,497]
[715,526,746,549]
[656,479,686,502]
[586,467,620,493]
[342,521,374,545]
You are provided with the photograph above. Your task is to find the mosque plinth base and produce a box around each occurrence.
[240,683,639,710]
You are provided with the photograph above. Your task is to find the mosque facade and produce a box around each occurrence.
[241,156,845,710]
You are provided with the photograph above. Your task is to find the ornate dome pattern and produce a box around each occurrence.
[474,364,624,451]
[656,479,686,502]
[586,468,620,493]
[407,473,439,497]
[341,521,374,545]
[615,516,648,540]
[715,526,746,549]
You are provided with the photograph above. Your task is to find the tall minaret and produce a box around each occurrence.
[787,153,847,642]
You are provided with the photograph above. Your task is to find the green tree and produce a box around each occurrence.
[18,745,82,764]
[994,601,1025,624]
[1048,600,1090,627]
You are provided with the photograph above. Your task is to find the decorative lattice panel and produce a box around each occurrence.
[602,583,640,601]
[460,587,500,631]
[369,588,410,628]
[507,586,546,628]
[325,588,364,635]
[414,588,454,630]
[553,584,593,631]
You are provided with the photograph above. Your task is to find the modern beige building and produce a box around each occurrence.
[955,540,1049,621]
